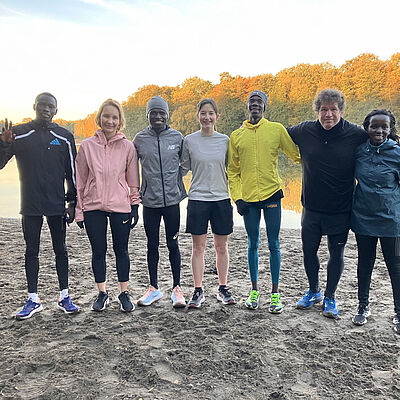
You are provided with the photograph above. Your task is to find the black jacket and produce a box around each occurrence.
[0,120,77,216]
[287,118,367,214]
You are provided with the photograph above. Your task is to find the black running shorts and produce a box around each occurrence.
[186,199,233,235]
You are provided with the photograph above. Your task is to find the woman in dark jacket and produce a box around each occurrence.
[351,109,400,334]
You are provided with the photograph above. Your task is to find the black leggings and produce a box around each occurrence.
[84,210,131,283]
[143,204,181,289]
[22,215,68,293]
[355,234,400,315]
[301,227,348,299]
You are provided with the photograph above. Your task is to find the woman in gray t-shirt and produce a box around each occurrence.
[181,98,235,308]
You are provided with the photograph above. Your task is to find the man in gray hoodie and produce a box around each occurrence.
[134,96,187,308]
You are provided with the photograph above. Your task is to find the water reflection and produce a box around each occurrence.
[0,159,302,228]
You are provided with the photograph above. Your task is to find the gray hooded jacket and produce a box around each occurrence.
[134,126,187,208]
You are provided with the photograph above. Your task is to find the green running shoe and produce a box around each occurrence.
[245,290,260,310]
[269,292,283,314]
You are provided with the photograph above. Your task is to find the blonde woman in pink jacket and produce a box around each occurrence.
[75,99,140,313]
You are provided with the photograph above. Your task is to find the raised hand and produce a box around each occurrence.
[1,119,15,144]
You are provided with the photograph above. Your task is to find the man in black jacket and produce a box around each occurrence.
[287,89,367,319]
[0,92,79,319]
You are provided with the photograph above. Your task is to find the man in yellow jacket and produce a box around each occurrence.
[228,90,300,311]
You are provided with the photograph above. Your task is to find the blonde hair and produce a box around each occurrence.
[95,98,126,131]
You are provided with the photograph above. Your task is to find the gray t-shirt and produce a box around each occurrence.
[181,130,230,201]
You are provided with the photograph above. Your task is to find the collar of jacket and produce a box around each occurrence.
[30,119,57,130]
[94,129,126,145]
[145,125,171,137]
[316,117,344,134]
[366,138,397,153]
[242,117,267,129]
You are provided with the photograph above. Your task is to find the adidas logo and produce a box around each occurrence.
[50,138,61,146]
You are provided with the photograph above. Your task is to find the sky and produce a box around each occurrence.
[0,0,399,122]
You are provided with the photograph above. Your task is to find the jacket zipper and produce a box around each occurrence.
[157,135,167,207]
[103,143,107,209]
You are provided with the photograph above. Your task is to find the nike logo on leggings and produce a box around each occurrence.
[122,220,129,224]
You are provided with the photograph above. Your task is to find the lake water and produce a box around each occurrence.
[0,158,302,229]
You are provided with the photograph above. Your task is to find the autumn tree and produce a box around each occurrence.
[171,77,214,106]
[339,53,385,101]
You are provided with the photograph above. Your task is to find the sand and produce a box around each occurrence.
[0,217,399,400]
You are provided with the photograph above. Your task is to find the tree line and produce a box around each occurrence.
[70,53,399,142]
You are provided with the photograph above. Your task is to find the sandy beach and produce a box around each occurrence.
[0,217,399,400]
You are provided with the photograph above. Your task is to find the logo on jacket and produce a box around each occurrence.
[50,138,61,146]
[168,144,176,150]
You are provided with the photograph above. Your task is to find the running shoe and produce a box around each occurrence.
[322,297,338,319]
[352,304,370,326]
[118,291,135,312]
[393,314,400,334]
[269,292,283,314]
[188,288,205,308]
[245,290,260,310]
[296,289,323,309]
[137,286,163,306]
[91,291,109,311]
[216,287,236,305]
[57,296,80,314]
[171,286,186,308]
[16,298,43,320]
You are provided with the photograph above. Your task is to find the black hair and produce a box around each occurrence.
[363,109,399,144]
[35,92,57,106]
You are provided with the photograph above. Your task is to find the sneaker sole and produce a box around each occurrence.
[172,301,186,309]
[119,300,135,313]
[57,304,80,314]
[245,302,259,310]
[216,293,236,305]
[91,297,110,312]
[188,298,205,309]
[16,304,44,320]
[296,298,323,310]
[137,295,163,307]
[269,307,283,314]
[352,317,367,326]
[322,311,339,319]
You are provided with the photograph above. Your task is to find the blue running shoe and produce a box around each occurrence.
[322,297,338,319]
[137,286,163,306]
[296,289,322,309]
[57,296,79,314]
[16,299,43,320]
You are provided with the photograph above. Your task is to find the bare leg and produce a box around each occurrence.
[214,234,229,286]
[191,234,207,287]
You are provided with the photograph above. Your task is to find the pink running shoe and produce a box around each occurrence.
[171,286,186,308]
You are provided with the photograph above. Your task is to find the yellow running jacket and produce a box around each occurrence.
[228,117,300,202]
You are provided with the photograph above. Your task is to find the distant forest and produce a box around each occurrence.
[63,53,400,142]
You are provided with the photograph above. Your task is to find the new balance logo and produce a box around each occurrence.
[168,145,176,150]
[50,138,61,146]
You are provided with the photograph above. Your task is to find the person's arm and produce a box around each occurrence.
[126,143,141,228]
[280,126,301,163]
[0,119,15,169]
[285,123,302,146]
[74,144,90,223]
[180,137,191,177]
[64,132,77,223]
[227,133,241,202]
[126,143,141,205]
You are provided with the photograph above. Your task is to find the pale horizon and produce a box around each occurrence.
[1,0,399,122]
